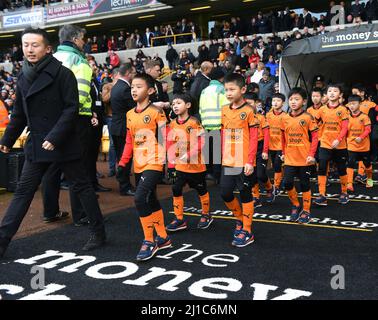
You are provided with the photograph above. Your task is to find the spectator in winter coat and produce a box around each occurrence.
[259,71,275,108]
[166,45,179,70]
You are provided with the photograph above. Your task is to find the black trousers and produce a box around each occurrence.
[88,121,103,185]
[347,151,371,169]
[0,159,104,243]
[134,170,162,217]
[205,130,221,181]
[220,166,257,203]
[41,116,92,221]
[283,165,312,192]
[318,147,348,176]
[112,134,133,193]
[172,171,207,197]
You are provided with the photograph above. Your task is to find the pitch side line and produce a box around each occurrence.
[178,212,373,233]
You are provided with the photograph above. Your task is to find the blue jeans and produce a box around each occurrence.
[105,116,116,173]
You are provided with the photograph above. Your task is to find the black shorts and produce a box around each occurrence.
[220,166,257,203]
[318,148,348,176]
[134,170,162,217]
[347,151,371,168]
[172,170,207,197]
[283,165,312,192]
[319,148,348,162]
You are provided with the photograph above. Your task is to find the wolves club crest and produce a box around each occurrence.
[240,112,247,120]
[143,115,151,124]
[299,119,306,127]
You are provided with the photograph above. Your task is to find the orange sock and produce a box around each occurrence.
[173,196,184,220]
[340,175,348,194]
[199,192,210,215]
[318,175,327,196]
[274,172,282,188]
[365,166,373,179]
[242,201,254,233]
[302,191,312,212]
[150,209,168,239]
[287,188,300,207]
[225,198,242,221]
[252,184,260,199]
[358,161,365,176]
[265,179,273,191]
[347,168,354,185]
[140,215,155,242]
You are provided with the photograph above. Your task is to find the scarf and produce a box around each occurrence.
[22,54,53,84]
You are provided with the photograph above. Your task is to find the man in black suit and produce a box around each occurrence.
[0,28,106,258]
[142,28,154,48]
[110,62,136,196]
[189,61,213,116]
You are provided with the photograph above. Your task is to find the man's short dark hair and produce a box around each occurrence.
[326,83,344,94]
[132,73,155,89]
[209,67,225,81]
[58,24,86,44]
[224,73,245,88]
[272,93,286,102]
[22,27,50,46]
[118,63,133,76]
[288,87,307,100]
[173,93,192,105]
[311,88,323,95]
[145,59,161,70]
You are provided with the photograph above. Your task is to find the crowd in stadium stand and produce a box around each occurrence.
[1,1,378,116]
[1,1,378,59]
[0,0,62,11]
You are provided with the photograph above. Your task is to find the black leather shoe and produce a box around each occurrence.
[43,211,70,223]
[120,189,135,196]
[82,231,106,251]
[74,217,90,227]
[94,184,112,192]
[60,182,70,190]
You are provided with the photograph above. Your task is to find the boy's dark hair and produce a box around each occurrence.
[351,83,366,93]
[272,93,286,102]
[288,87,307,100]
[224,73,245,88]
[173,93,192,105]
[311,87,323,95]
[21,27,50,45]
[348,94,362,103]
[326,83,344,94]
[244,92,259,101]
[132,73,155,89]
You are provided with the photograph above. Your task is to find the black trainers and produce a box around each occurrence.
[43,211,69,223]
[82,231,106,251]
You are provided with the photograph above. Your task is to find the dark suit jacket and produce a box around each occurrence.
[110,79,136,137]
[0,56,82,163]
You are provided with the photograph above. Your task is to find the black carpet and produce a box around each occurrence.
[0,180,378,300]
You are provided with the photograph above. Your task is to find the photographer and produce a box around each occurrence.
[171,65,192,94]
